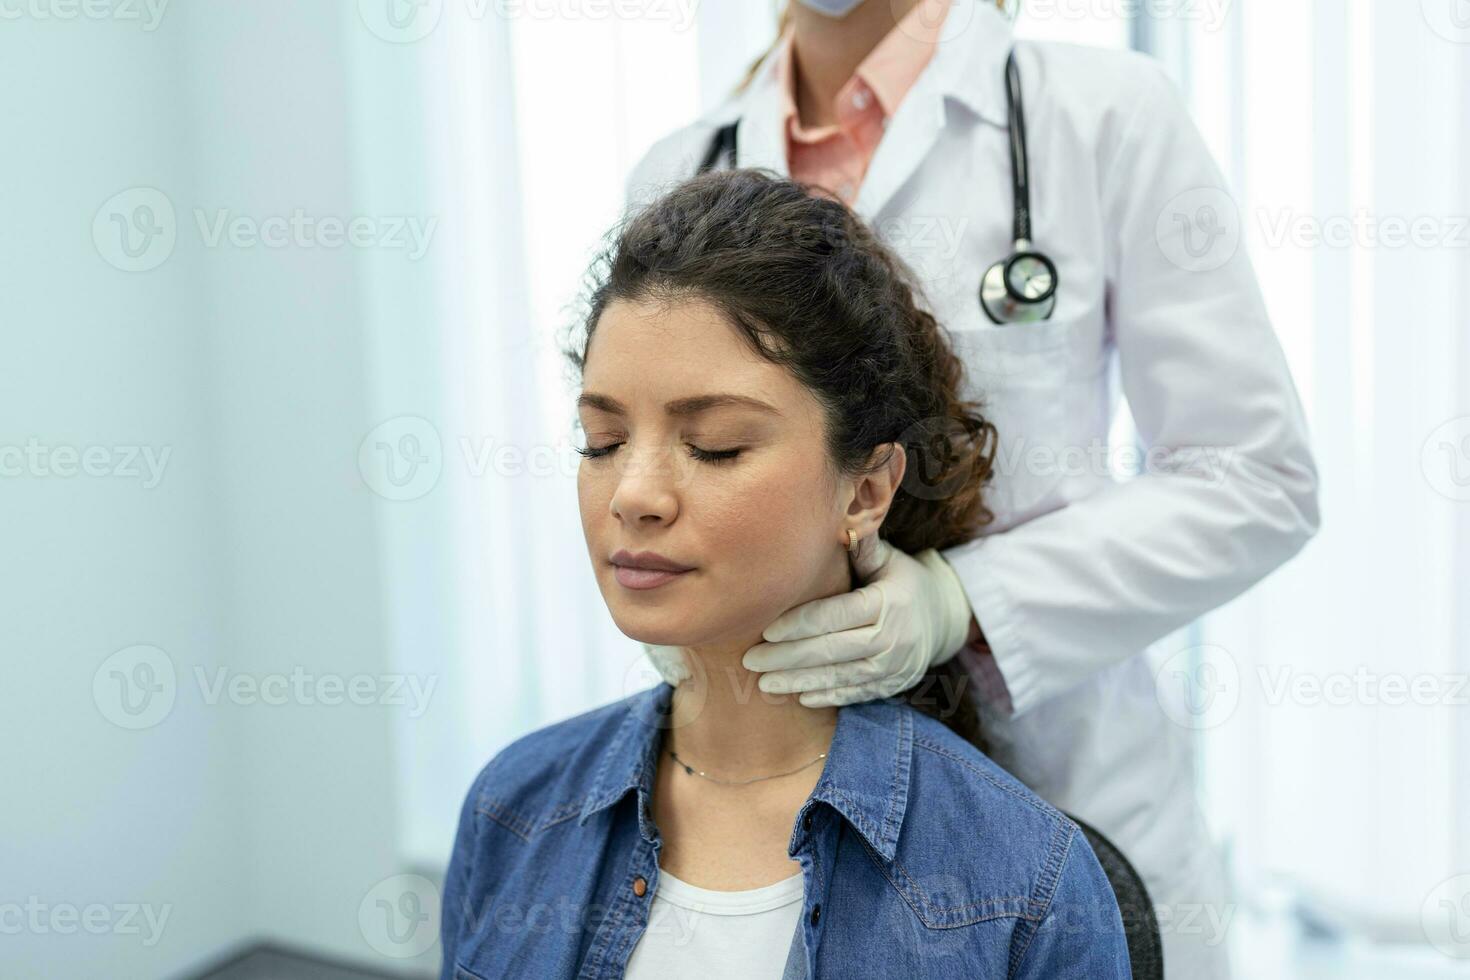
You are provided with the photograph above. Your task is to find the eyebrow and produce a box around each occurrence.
[576,392,783,418]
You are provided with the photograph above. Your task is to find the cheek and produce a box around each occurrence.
[698,452,836,589]
[577,462,607,544]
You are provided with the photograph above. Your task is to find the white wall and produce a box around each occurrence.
[0,2,425,976]
[0,7,248,977]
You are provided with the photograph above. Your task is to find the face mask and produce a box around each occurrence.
[793,0,866,18]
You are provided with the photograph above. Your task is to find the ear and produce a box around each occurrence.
[843,441,907,538]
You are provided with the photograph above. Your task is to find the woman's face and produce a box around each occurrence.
[576,294,861,653]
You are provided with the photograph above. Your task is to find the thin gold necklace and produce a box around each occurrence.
[666,747,828,786]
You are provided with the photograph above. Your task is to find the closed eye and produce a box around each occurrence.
[575,443,743,465]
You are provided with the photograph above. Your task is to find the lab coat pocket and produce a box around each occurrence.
[944,317,1077,392]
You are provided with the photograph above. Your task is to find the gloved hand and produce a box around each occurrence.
[743,536,975,707]
[640,641,693,687]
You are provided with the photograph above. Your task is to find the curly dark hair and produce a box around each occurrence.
[561,167,999,752]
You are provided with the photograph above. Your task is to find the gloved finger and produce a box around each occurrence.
[641,642,692,686]
[760,584,884,644]
[795,655,934,706]
[744,621,882,673]
[848,533,893,582]
[798,677,901,708]
[758,657,890,696]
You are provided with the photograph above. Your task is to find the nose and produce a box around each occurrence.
[606,443,682,527]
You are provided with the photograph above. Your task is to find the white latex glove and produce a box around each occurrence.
[741,537,975,707]
[641,641,692,687]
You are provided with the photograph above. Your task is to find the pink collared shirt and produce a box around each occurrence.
[777,0,952,205]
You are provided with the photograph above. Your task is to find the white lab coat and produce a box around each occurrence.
[622,3,1320,976]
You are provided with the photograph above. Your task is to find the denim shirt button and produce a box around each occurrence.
[632,876,648,897]
[802,813,812,831]
[809,903,821,926]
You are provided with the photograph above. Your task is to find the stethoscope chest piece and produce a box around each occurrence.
[980,240,1058,324]
[978,49,1059,326]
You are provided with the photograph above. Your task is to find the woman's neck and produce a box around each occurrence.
[663,561,855,779]
[789,0,920,128]
[666,638,839,781]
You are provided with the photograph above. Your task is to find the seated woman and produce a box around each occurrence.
[439,169,1130,979]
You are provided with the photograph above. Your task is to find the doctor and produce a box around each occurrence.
[624,1,1319,977]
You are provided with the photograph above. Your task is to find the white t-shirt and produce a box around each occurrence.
[624,865,805,979]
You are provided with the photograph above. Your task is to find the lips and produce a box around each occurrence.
[609,550,695,591]
[609,550,694,573]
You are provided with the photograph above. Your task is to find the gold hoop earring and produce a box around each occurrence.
[846,529,859,554]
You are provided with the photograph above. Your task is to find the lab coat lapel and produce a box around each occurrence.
[853,0,1013,222]
[736,67,791,179]
[851,81,946,223]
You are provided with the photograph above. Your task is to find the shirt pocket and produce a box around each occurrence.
[943,316,1078,393]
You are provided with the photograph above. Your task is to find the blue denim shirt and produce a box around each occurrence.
[440,682,1131,979]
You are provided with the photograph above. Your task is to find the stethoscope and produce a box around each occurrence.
[696,48,1057,325]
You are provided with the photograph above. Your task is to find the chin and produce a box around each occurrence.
[608,607,697,647]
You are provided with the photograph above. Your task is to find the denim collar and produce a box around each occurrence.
[577,682,914,863]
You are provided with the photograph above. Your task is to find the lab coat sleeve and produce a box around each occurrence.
[941,57,1320,717]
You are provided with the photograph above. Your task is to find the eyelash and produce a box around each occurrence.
[575,442,743,465]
